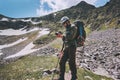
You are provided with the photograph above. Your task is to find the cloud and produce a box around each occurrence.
[36,0,97,16]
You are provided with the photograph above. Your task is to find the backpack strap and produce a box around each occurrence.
[71,24,78,40]
[61,42,65,52]
[79,25,85,41]
[79,25,83,36]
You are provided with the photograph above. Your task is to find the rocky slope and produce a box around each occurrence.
[76,28,120,80]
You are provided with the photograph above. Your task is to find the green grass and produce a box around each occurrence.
[85,26,92,35]
[0,56,57,80]
[0,56,113,80]
[33,34,56,45]
[50,38,63,49]
[77,68,113,80]
[99,25,108,31]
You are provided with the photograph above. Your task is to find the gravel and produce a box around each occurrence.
[76,28,120,80]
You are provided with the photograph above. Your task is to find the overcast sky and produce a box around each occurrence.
[0,0,109,18]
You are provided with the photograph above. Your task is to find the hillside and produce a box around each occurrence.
[87,0,120,30]
[38,0,120,30]
[0,0,120,30]
[0,27,115,80]
[76,28,120,80]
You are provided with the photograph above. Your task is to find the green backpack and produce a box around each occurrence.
[74,20,86,47]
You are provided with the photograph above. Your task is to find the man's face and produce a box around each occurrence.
[63,22,67,27]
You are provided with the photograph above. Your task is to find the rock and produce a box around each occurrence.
[76,29,120,80]
[42,68,59,77]
[116,75,120,79]
[84,76,93,80]
[42,69,52,75]
[114,53,120,57]
[51,68,59,74]
[31,46,58,56]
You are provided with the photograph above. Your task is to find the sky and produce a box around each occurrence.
[0,0,110,18]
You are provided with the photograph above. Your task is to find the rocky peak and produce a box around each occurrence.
[105,0,120,6]
[103,0,120,17]
[76,1,95,9]
[110,0,120,3]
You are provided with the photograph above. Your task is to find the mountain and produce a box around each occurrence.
[87,0,120,30]
[40,0,120,30]
[0,0,120,30]
[0,16,42,30]
[40,1,96,21]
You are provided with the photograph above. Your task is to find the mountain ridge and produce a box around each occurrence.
[0,0,120,30]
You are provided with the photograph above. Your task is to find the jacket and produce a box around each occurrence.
[63,24,77,47]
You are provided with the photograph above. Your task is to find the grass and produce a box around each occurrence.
[33,34,56,45]
[77,68,113,80]
[85,27,92,35]
[99,25,108,31]
[0,56,57,80]
[0,55,113,80]
[50,38,63,49]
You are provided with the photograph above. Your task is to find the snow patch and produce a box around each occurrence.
[31,21,42,25]
[4,28,50,59]
[4,42,38,59]
[0,38,28,49]
[0,18,9,21]
[0,50,3,56]
[0,28,39,36]
[21,18,31,22]
[21,18,42,25]
[37,28,50,38]
[11,19,16,22]
[0,53,3,56]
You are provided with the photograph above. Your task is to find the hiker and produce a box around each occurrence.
[56,16,77,80]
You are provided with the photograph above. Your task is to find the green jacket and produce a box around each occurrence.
[63,24,77,47]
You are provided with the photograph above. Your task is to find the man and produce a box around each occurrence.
[56,16,77,80]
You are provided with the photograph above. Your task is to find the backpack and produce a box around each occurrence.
[74,20,86,47]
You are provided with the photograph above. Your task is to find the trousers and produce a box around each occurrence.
[59,45,77,80]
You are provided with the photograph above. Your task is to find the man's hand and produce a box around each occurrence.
[57,34,63,38]
[55,31,63,38]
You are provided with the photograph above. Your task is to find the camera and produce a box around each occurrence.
[55,31,62,35]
